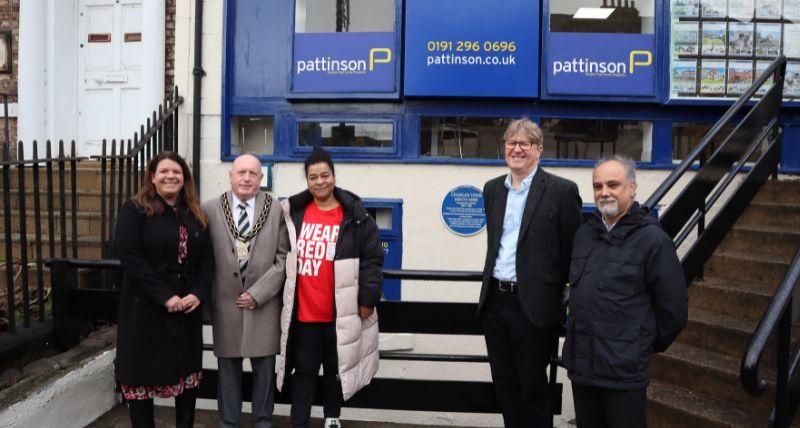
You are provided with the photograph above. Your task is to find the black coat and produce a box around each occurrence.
[478,168,583,328]
[114,198,213,386]
[285,187,383,308]
[563,202,688,390]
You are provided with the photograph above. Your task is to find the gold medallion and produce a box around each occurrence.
[235,239,249,261]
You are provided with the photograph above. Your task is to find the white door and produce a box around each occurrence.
[77,0,143,156]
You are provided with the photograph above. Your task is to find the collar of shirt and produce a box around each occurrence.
[231,193,257,223]
[503,166,538,192]
[602,216,617,231]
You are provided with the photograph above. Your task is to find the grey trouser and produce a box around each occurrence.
[217,356,276,428]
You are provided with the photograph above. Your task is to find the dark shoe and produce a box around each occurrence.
[175,389,197,427]
[127,398,155,428]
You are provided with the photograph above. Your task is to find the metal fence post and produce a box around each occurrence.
[51,259,80,351]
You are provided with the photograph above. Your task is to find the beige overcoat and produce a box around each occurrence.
[204,191,289,358]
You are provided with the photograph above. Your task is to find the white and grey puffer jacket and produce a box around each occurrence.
[277,187,384,400]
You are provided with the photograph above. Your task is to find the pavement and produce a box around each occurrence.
[89,404,440,427]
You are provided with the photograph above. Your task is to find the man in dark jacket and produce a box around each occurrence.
[479,118,583,428]
[563,155,688,428]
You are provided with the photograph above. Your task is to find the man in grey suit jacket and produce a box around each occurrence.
[478,118,583,428]
[205,154,289,428]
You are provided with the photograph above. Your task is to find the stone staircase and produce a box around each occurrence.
[0,161,116,260]
[647,179,800,427]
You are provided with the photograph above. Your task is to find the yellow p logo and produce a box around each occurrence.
[629,50,652,74]
[369,48,392,71]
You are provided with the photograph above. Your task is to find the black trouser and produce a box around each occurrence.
[482,283,556,428]
[290,321,342,428]
[127,386,197,428]
[572,383,646,428]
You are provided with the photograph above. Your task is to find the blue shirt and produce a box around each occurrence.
[492,168,537,282]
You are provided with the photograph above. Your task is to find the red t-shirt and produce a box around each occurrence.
[296,202,343,322]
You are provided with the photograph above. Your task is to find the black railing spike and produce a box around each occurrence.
[31,141,44,321]
[100,139,108,258]
[69,141,78,258]
[126,139,132,199]
[2,137,12,333]
[16,141,30,327]
[57,140,67,258]
[45,140,55,258]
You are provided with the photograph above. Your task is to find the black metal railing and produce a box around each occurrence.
[742,249,800,428]
[46,260,565,422]
[643,56,789,426]
[0,87,182,337]
[644,56,786,285]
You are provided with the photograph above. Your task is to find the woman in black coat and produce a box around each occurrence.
[114,151,213,428]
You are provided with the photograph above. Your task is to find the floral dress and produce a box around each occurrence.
[120,209,203,400]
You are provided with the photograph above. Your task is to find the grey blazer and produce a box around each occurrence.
[204,191,289,358]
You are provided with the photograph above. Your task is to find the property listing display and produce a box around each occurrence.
[670,0,800,99]
[404,0,538,97]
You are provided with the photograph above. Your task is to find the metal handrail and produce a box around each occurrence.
[672,119,779,248]
[644,55,786,211]
[741,248,800,425]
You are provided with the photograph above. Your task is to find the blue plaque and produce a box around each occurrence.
[441,185,487,236]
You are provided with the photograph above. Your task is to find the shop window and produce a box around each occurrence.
[668,0,800,100]
[294,0,395,32]
[298,121,393,149]
[671,121,762,160]
[230,116,275,155]
[420,117,513,159]
[549,0,655,34]
[540,119,653,161]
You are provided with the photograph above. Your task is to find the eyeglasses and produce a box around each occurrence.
[504,140,535,150]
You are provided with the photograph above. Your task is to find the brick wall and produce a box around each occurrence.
[0,0,17,153]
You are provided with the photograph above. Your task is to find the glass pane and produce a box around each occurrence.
[540,119,652,161]
[295,0,395,33]
[230,116,275,155]
[671,121,756,160]
[420,117,513,159]
[668,0,800,100]
[298,122,393,148]
[550,0,655,34]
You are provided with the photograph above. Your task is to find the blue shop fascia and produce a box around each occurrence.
[219,0,800,173]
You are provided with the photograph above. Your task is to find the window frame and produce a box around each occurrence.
[289,114,402,159]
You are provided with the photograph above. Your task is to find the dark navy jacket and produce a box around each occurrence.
[563,202,688,390]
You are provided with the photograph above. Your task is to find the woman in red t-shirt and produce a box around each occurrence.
[277,147,384,428]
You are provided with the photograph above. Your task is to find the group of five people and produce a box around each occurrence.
[113,117,688,428]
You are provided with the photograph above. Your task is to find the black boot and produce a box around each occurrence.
[175,388,197,427]
[127,398,155,428]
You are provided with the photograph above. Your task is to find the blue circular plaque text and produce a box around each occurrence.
[441,185,487,236]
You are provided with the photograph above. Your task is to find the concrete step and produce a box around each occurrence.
[719,224,800,258]
[705,250,792,289]
[0,164,118,191]
[4,188,126,212]
[651,343,775,414]
[647,380,768,427]
[0,210,105,236]
[739,201,800,229]
[677,307,756,360]
[5,235,104,259]
[689,277,774,321]
[753,180,800,204]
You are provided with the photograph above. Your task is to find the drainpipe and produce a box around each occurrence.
[192,0,204,190]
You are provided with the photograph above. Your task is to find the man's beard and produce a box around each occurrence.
[598,198,619,218]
